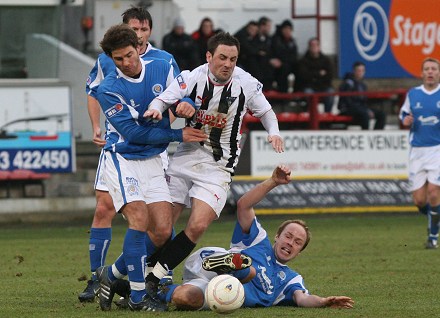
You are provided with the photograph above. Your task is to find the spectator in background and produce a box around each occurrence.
[247,16,280,91]
[162,17,199,71]
[271,20,298,92]
[338,61,386,129]
[234,20,259,72]
[191,17,220,64]
[399,57,440,249]
[296,38,334,112]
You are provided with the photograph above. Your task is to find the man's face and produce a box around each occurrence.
[422,61,440,88]
[111,45,141,77]
[353,65,366,81]
[206,44,238,82]
[127,18,151,53]
[273,223,307,264]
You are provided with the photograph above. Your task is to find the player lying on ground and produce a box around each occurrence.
[111,165,354,310]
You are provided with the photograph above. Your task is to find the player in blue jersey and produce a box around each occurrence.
[399,57,440,249]
[110,165,354,310]
[79,6,181,303]
[94,24,206,312]
[165,165,353,310]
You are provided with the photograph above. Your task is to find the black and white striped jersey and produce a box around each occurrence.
[155,64,274,173]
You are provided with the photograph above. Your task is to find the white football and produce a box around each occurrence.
[205,274,245,314]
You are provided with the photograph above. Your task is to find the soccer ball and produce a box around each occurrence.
[205,274,245,314]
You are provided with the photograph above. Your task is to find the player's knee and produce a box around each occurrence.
[186,223,209,242]
[152,226,173,246]
[94,195,115,223]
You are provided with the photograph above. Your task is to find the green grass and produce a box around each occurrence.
[0,213,439,318]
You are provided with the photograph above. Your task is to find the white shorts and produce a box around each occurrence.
[103,151,172,212]
[166,144,232,216]
[408,145,440,191]
[95,149,169,192]
[182,247,229,310]
[94,149,109,191]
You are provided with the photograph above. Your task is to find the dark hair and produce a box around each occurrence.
[276,219,311,251]
[279,19,293,30]
[247,20,258,28]
[308,37,319,46]
[352,61,365,69]
[122,6,153,29]
[258,16,271,26]
[207,32,240,55]
[198,17,214,33]
[100,24,139,56]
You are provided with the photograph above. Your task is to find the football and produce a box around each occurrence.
[205,274,245,314]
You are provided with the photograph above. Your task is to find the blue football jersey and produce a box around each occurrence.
[230,218,308,307]
[86,45,180,98]
[399,84,440,147]
[97,58,182,159]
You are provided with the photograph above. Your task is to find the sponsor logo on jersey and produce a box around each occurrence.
[176,75,187,89]
[418,115,439,125]
[105,103,123,118]
[130,99,140,108]
[257,265,274,295]
[196,111,227,128]
[197,95,209,106]
[152,84,164,96]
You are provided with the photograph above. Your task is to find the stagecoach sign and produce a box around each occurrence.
[338,0,440,78]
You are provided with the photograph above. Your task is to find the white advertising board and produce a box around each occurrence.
[250,130,409,177]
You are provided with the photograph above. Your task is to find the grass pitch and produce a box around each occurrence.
[0,212,439,318]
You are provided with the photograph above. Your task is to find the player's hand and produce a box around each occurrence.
[92,127,106,148]
[175,101,196,118]
[403,113,414,126]
[272,165,291,185]
[144,109,163,121]
[324,296,354,309]
[268,135,284,153]
[182,127,208,142]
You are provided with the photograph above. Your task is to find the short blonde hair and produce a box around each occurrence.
[421,57,440,70]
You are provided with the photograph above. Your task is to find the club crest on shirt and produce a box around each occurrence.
[105,103,123,117]
[225,96,237,106]
[277,271,286,281]
[152,84,164,96]
[177,75,187,89]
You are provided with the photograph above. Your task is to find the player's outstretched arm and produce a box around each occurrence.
[236,165,291,232]
[293,291,354,309]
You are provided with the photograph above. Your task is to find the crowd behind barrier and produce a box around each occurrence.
[242,89,408,130]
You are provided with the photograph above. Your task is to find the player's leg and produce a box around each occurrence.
[79,152,116,303]
[97,152,151,310]
[426,183,440,249]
